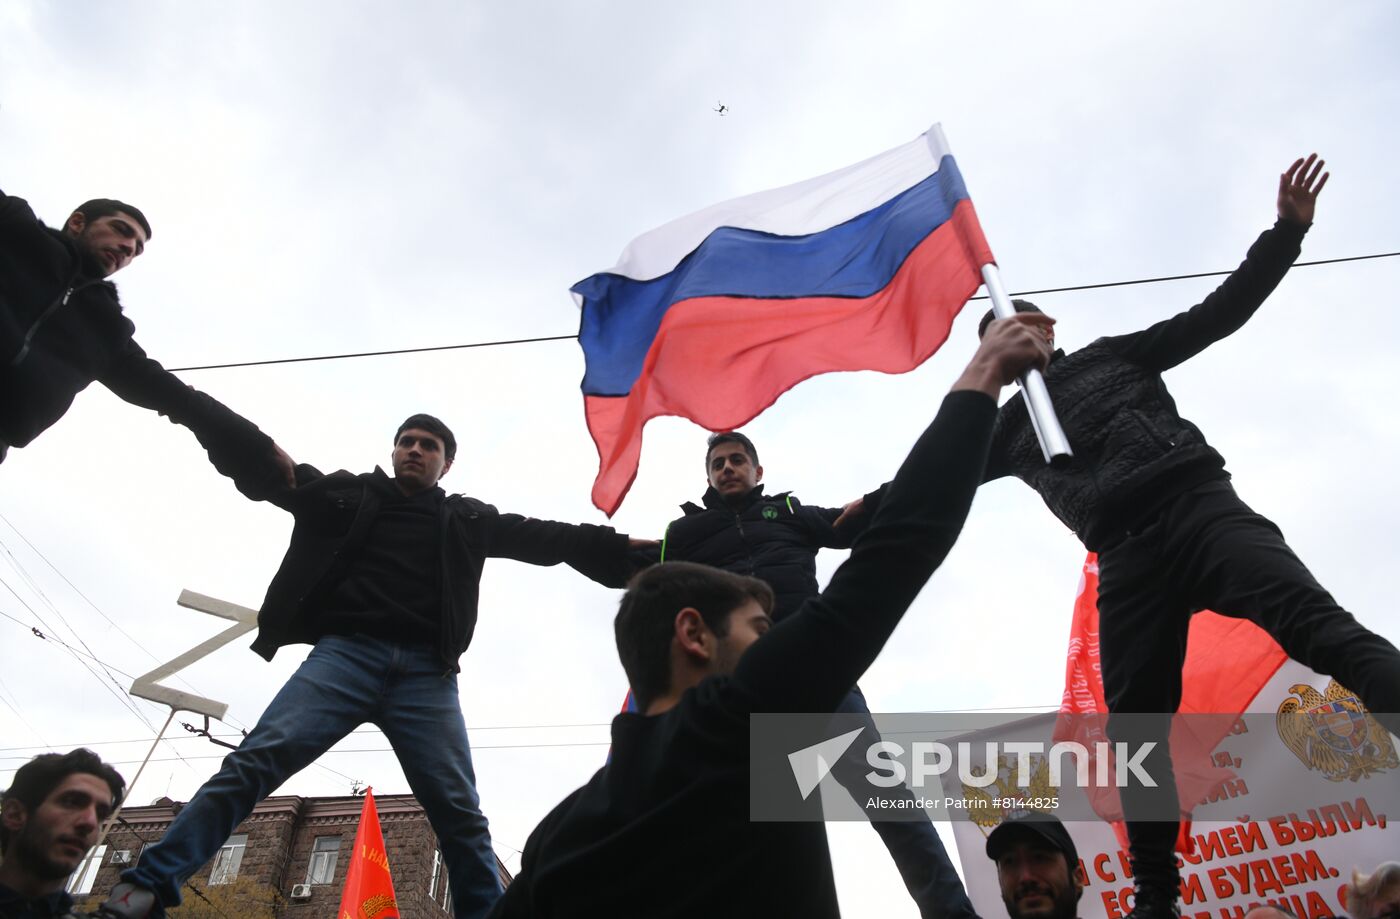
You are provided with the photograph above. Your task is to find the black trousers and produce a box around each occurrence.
[1096,479,1400,894]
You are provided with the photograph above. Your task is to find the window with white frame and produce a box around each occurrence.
[305,835,342,885]
[208,834,247,885]
[66,845,107,895]
[428,849,452,912]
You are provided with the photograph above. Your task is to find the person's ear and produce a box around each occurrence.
[754,464,763,484]
[674,608,712,662]
[439,457,453,479]
[1,798,29,837]
[64,210,87,237]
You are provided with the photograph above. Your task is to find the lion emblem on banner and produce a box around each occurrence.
[960,752,1057,832]
[1276,679,1398,782]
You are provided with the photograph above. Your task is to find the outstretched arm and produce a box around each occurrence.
[100,341,296,498]
[1111,155,1328,372]
[483,507,635,589]
[735,313,1054,713]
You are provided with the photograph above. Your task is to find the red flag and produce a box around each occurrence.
[1055,553,1289,851]
[338,788,400,919]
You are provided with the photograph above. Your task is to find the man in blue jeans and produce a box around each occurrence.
[628,432,977,919]
[100,413,639,919]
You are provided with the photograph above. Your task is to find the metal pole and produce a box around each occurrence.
[981,263,1073,464]
[91,708,176,853]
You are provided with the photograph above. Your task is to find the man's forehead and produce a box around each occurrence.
[49,772,112,802]
[107,211,150,244]
[397,428,443,445]
[708,443,752,463]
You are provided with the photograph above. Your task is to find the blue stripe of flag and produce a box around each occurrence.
[574,155,970,397]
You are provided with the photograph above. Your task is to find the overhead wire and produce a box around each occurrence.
[162,250,1400,374]
[0,512,230,715]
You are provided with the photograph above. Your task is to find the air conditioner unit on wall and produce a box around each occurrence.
[290,884,313,900]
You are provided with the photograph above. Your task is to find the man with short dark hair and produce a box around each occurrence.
[0,187,291,490]
[634,425,975,917]
[491,313,1054,918]
[985,813,1083,919]
[0,749,126,919]
[100,414,641,919]
[978,156,1400,919]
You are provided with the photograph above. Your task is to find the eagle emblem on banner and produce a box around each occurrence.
[961,752,1058,832]
[1276,679,1398,782]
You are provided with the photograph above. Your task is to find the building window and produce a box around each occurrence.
[305,836,342,885]
[209,834,247,885]
[428,850,452,912]
[66,845,107,895]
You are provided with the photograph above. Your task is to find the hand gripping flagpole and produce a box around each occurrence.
[87,590,258,855]
[981,263,1074,464]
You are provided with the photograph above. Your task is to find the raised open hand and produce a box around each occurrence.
[1278,153,1328,225]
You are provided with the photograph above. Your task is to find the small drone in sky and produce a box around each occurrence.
[714,102,729,116]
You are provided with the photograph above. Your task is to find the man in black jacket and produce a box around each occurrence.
[490,313,1053,918]
[1,750,125,919]
[633,435,975,918]
[100,414,639,919]
[0,189,291,489]
[980,155,1400,919]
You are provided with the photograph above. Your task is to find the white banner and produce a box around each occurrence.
[949,661,1398,919]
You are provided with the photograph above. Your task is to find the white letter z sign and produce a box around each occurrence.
[128,590,258,719]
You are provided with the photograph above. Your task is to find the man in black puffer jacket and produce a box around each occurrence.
[982,155,1400,919]
[0,188,291,490]
[629,432,978,919]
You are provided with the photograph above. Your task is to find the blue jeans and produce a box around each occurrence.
[123,635,502,918]
[828,688,977,919]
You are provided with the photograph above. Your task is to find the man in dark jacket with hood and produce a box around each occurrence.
[980,155,1400,919]
[0,189,291,489]
[99,414,639,919]
[628,433,977,919]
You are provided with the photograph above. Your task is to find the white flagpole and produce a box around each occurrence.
[84,708,175,869]
[981,263,1073,464]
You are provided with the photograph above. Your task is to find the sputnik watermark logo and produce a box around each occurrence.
[863,739,1158,789]
[752,710,1400,824]
[788,727,865,800]
[748,712,1196,823]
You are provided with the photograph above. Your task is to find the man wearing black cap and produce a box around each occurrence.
[0,187,292,490]
[986,813,1084,919]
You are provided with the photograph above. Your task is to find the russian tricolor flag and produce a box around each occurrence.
[573,124,995,515]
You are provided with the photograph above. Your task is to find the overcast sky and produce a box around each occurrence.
[3,2,1398,915]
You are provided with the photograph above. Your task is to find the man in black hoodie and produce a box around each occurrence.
[99,414,640,919]
[632,432,975,918]
[0,189,290,489]
[492,313,1053,918]
[979,155,1400,919]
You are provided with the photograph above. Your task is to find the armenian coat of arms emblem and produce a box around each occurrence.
[1276,679,1398,782]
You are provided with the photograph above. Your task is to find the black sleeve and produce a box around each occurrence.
[266,463,329,513]
[629,540,662,571]
[482,508,632,588]
[981,409,1015,484]
[793,500,851,549]
[733,390,997,713]
[99,338,285,499]
[1106,219,1308,372]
